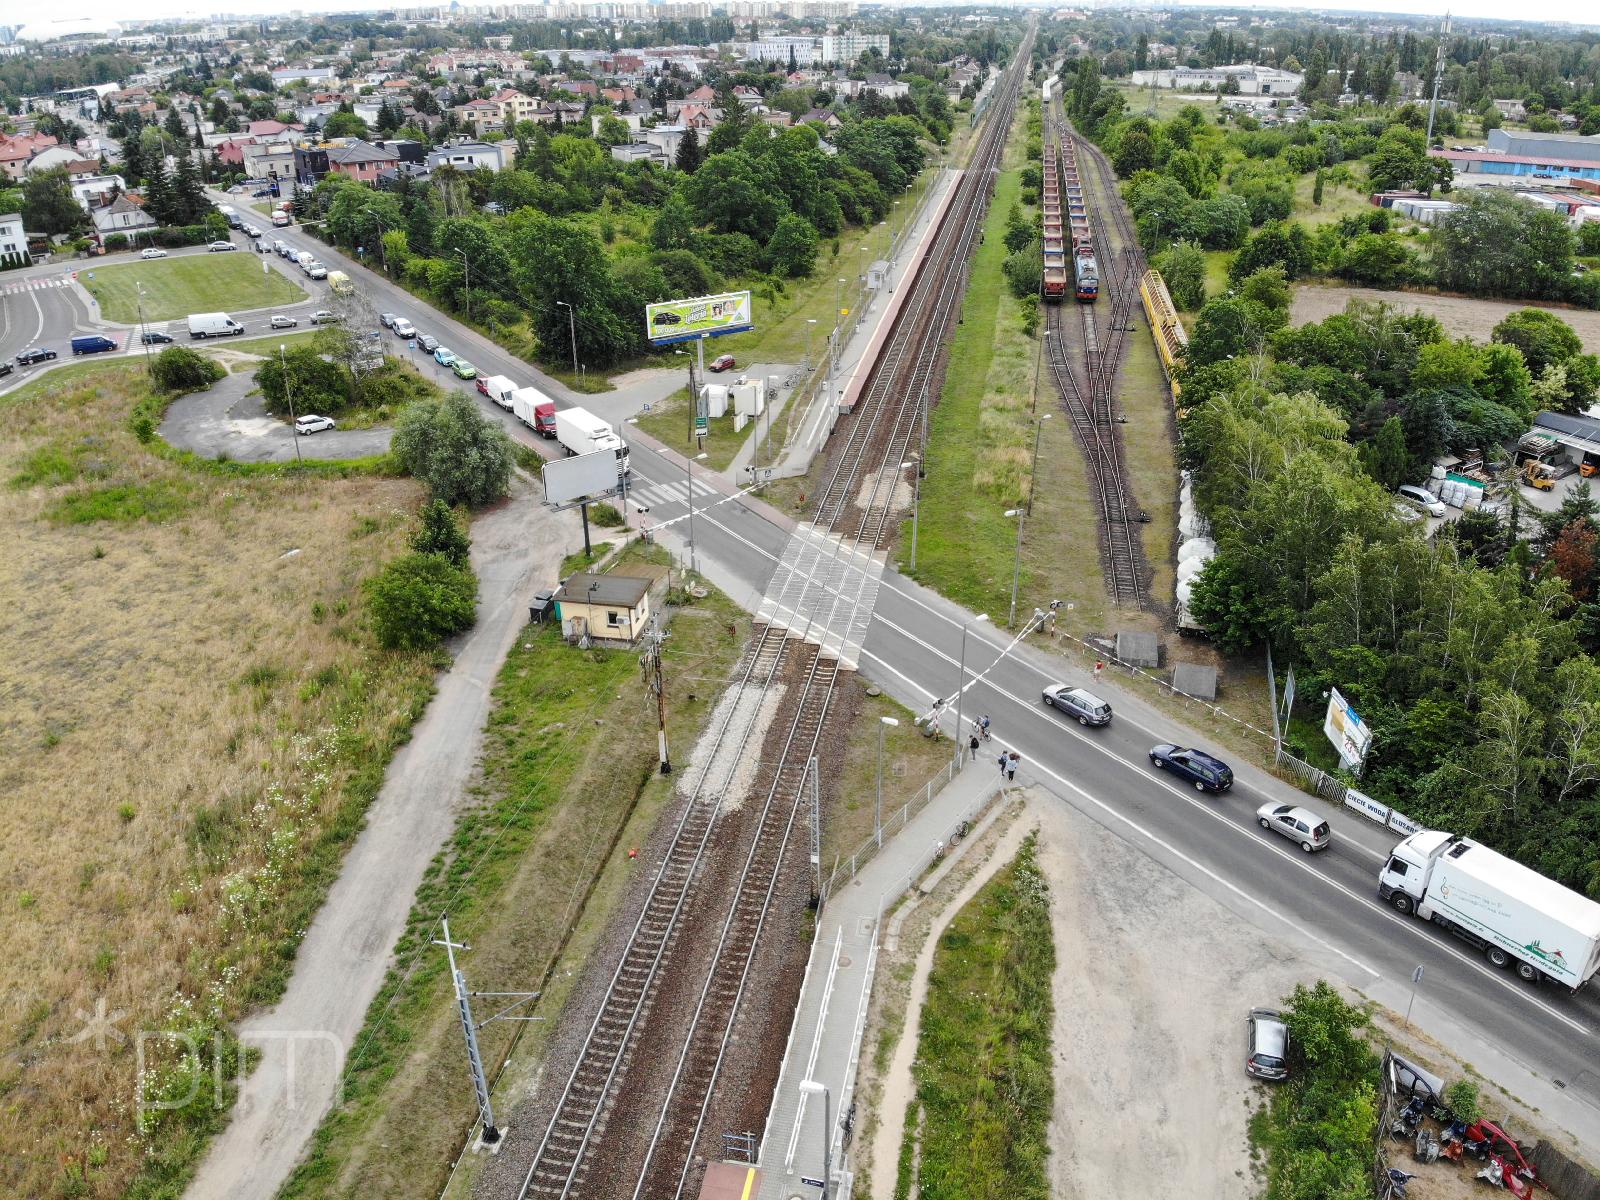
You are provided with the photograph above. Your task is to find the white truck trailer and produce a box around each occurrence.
[1379,829,1600,991]
[555,406,629,476]
[187,312,245,338]
[482,375,517,410]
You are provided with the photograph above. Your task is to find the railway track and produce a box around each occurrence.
[511,33,1037,1200]
[1043,105,1149,609]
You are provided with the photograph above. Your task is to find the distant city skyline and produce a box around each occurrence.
[11,0,1596,38]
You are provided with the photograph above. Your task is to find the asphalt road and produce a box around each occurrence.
[217,210,1600,1138]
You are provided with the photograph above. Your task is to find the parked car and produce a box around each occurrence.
[252,188,271,198]
[304,263,328,280]
[1256,803,1330,853]
[1396,484,1446,519]
[139,329,174,344]
[1041,684,1112,726]
[243,224,263,239]
[294,414,336,435]
[71,334,118,356]
[269,314,298,329]
[433,345,457,366]
[309,310,340,325]
[392,318,416,339]
[709,353,736,372]
[0,360,13,378]
[208,240,236,252]
[16,347,57,365]
[451,358,478,380]
[139,247,168,259]
[1246,1009,1290,1081]
[417,333,439,353]
[1149,744,1234,792]
[379,312,398,329]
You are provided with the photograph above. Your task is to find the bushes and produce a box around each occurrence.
[150,346,225,395]
[1003,240,1043,301]
[256,346,352,416]
[1157,241,1207,310]
[390,392,514,507]
[366,552,477,651]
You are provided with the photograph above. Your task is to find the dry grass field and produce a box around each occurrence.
[0,362,437,1198]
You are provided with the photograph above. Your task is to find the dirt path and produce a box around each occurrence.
[1291,283,1600,353]
[183,476,575,1200]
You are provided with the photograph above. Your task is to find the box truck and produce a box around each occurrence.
[1379,830,1600,991]
[555,406,629,475]
[481,375,517,410]
[187,312,245,338]
[511,386,558,438]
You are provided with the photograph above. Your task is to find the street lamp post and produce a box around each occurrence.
[799,1079,832,1200]
[280,343,303,468]
[831,276,846,402]
[1005,508,1026,627]
[805,317,818,373]
[453,248,471,319]
[1030,328,1051,415]
[1026,413,1052,515]
[687,450,708,577]
[876,716,899,848]
[136,283,153,375]
[556,299,579,381]
[952,613,989,764]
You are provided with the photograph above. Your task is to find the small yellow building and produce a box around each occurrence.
[552,571,654,646]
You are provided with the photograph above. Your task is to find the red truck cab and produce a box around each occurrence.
[534,401,557,437]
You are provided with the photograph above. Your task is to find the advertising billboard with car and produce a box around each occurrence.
[645,291,753,346]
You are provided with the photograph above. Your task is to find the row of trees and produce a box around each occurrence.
[1176,283,1600,896]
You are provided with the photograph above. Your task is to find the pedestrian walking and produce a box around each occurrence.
[1006,751,1019,782]
[998,750,1008,778]
[969,731,980,758]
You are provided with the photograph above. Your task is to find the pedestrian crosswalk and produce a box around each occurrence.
[1,277,72,296]
[624,474,720,514]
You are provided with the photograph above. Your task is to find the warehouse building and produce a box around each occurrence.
[1428,147,1600,183]
[1487,128,1600,165]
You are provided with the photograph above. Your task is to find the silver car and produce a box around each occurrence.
[1246,1008,1289,1080]
[1255,803,1330,853]
[1041,684,1112,726]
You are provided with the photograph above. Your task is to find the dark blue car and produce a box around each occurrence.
[1149,743,1234,792]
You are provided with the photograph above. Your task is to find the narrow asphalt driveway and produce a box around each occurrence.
[161,368,392,461]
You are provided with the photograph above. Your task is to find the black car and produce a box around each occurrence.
[0,360,12,378]
[16,347,57,365]
[140,330,174,344]
[1149,743,1234,792]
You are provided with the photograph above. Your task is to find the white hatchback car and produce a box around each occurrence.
[140,247,168,259]
[1396,484,1446,519]
[294,414,336,435]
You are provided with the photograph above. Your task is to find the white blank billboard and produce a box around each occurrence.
[542,450,619,507]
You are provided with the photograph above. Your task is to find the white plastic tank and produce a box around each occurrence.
[1177,537,1216,564]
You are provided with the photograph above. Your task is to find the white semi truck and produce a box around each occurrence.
[555,406,629,476]
[1379,829,1600,992]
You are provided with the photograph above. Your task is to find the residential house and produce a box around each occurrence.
[325,139,400,184]
[667,84,716,120]
[678,105,715,131]
[24,146,96,176]
[377,162,432,190]
[0,211,26,265]
[492,87,540,125]
[454,98,505,135]
[800,108,844,130]
[863,73,910,100]
[611,142,666,164]
[91,192,156,236]
[731,84,764,106]
[243,143,295,182]
[761,111,793,128]
[600,86,637,105]
[272,65,339,87]
[426,140,511,173]
[69,173,124,209]
[555,79,598,99]
[641,124,686,161]
[0,132,58,180]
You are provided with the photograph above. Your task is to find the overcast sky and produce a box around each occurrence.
[18,0,1597,38]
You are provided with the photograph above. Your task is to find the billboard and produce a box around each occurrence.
[1323,687,1373,771]
[645,291,753,346]
[542,450,619,508]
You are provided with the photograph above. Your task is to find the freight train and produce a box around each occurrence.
[1139,268,1187,405]
[1041,109,1097,304]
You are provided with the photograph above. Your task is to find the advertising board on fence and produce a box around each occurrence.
[1343,788,1391,825]
[645,291,753,346]
[1323,687,1373,771]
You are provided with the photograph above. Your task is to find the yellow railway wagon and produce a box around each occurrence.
[1139,267,1187,406]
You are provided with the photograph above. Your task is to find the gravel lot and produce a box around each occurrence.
[1034,796,1318,1199]
[1291,283,1600,354]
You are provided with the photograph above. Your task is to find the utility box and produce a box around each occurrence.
[732,379,765,418]
[702,384,729,419]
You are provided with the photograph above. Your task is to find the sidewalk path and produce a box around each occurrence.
[184,478,574,1200]
[756,757,1000,1200]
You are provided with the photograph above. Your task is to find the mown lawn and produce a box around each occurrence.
[80,252,307,323]
[896,834,1055,1200]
